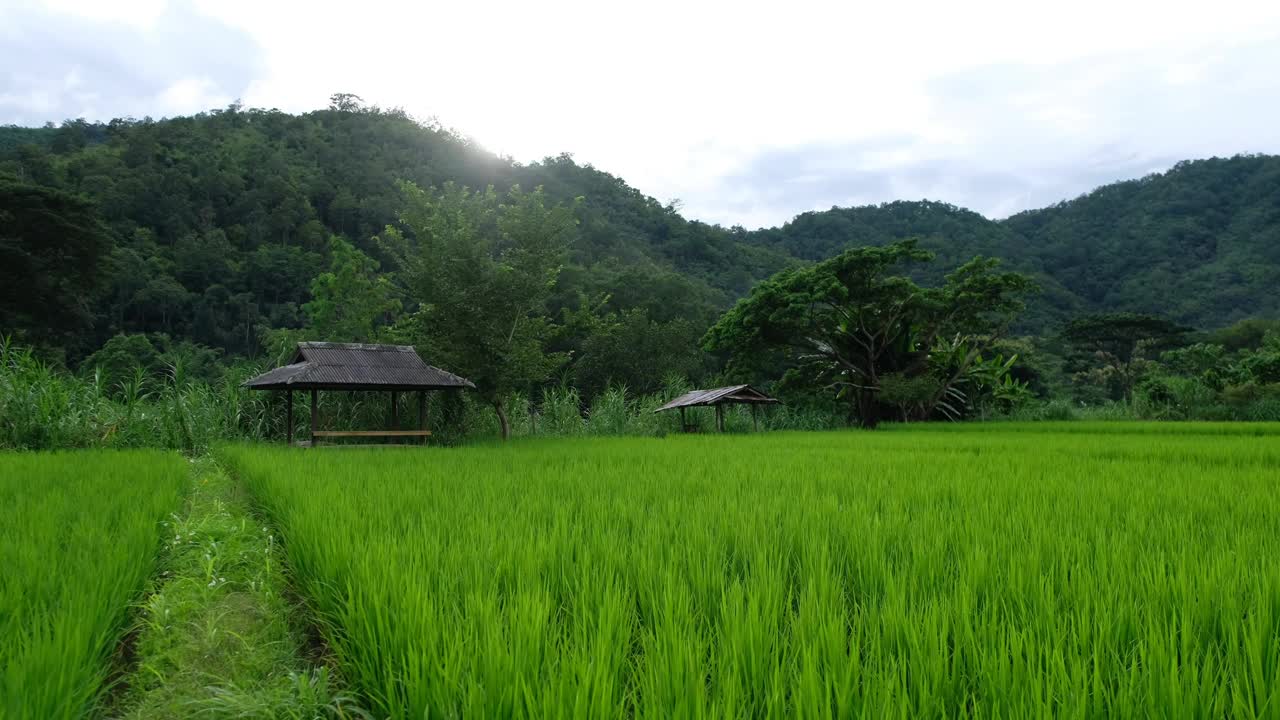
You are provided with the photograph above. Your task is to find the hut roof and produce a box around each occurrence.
[654,384,780,413]
[242,342,475,391]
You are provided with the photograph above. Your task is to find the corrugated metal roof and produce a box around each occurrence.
[654,385,780,412]
[242,342,475,390]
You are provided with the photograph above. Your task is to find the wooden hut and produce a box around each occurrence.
[654,384,780,432]
[242,342,474,445]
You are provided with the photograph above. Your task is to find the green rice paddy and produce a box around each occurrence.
[218,423,1280,718]
[3,424,1279,717]
[0,451,185,720]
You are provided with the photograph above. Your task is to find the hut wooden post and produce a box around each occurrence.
[417,390,426,444]
[286,391,294,445]
[679,406,687,432]
[715,404,725,433]
[751,403,758,431]
[309,389,318,445]
[390,391,399,444]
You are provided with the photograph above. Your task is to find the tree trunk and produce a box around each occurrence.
[856,389,880,429]
[494,400,511,441]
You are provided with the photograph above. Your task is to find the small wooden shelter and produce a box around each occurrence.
[242,342,474,445]
[654,384,780,432]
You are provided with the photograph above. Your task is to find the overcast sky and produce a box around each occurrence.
[3,0,1280,228]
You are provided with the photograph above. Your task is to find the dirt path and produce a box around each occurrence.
[105,457,363,719]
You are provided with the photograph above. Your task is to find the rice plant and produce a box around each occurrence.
[222,423,1280,718]
[0,450,186,720]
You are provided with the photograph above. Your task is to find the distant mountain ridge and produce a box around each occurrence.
[741,155,1280,330]
[2,106,1277,361]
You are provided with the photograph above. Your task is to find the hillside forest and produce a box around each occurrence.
[3,96,1280,447]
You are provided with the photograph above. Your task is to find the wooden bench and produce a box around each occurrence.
[311,430,432,445]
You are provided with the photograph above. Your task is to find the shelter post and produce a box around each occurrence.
[417,391,426,432]
[716,404,725,432]
[679,406,687,432]
[390,391,399,444]
[286,391,294,445]
[752,403,758,431]
[310,389,318,445]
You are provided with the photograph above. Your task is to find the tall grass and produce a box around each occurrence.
[0,450,186,719]
[1,338,468,451]
[0,338,278,452]
[222,424,1280,717]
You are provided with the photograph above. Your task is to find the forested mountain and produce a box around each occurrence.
[742,156,1280,331]
[2,100,1278,372]
[1002,155,1280,327]
[0,101,787,364]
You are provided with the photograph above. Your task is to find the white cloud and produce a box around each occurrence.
[5,0,1280,227]
[156,76,231,115]
[0,1,260,124]
[41,0,168,29]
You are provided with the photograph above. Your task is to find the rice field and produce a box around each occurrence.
[222,423,1280,718]
[0,451,185,720]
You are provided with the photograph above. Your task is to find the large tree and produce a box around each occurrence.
[704,240,1035,427]
[0,180,112,355]
[381,181,579,439]
[1061,313,1189,402]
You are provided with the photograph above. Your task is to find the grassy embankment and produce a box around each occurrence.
[0,450,358,719]
[109,457,360,718]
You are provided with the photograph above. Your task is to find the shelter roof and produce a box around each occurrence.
[654,385,780,412]
[242,342,475,391]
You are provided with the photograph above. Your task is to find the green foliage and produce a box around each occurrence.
[1131,327,1280,421]
[1003,155,1280,328]
[223,423,1280,717]
[877,372,942,421]
[0,450,184,719]
[557,297,706,399]
[303,236,400,342]
[0,179,112,354]
[81,333,224,397]
[382,182,579,437]
[0,106,767,364]
[8,99,1280,430]
[1206,317,1280,351]
[705,240,1035,426]
[746,157,1280,332]
[1061,312,1189,401]
[0,335,272,451]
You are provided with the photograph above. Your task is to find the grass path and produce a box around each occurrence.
[107,457,362,719]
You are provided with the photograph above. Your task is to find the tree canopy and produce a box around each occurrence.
[381,182,579,438]
[0,179,111,354]
[1061,313,1190,402]
[704,240,1035,427]
[303,236,399,343]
